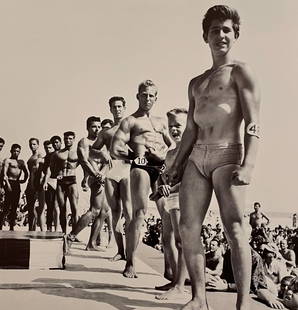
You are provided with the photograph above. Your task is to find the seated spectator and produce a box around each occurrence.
[282,276,298,309]
[205,238,223,284]
[279,239,296,272]
[262,244,289,287]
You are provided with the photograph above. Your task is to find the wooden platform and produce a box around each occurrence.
[0,231,64,269]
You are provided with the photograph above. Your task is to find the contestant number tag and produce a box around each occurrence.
[134,157,148,166]
[246,123,260,138]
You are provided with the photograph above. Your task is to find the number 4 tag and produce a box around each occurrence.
[134,157,148,166]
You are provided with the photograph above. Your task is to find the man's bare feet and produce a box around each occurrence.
[180,300,210,310]
[85,244,106,252]
[155,286,190,300]
[123,263,138,278]
[109,253,125,262]
[155,281,174,291]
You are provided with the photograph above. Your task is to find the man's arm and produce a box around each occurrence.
[262,212,270,225]
[167,78,198,183]
[111,117,132,160]
[232,63,261,185]
[20,160,29,184]
[77,139,101,178]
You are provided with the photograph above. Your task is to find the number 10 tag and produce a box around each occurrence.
[134,157,148,166]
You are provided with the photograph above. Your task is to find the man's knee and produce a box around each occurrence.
[174,237,183,251]
[226,221,248,246]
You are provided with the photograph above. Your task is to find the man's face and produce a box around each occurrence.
[205,19,236,56]
[137,86,157,112]
[52,139,62,151]
[280,240,287,250]
[64,135,75,148]
[29,140,39,152]
[44,144,54,155]
[264,251,275,264]
[88,121,101,138]
[210,240,219,252]
[0,142,4,152]
[102,123,112,131]
[168,113,187,143]
[254,204,260,212]
[11,147,21,159]
[110,101,126,120]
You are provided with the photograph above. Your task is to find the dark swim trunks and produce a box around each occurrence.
[57,176,77,191]
[130,157,165,186]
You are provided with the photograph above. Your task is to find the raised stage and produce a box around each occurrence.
[0,231,64,269]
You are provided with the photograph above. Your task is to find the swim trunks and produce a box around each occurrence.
[131,157,165,186]
[164,192,180,212]
[47,177,57,190]
[57,175,77,191]
[188,143,243,179]
[106,160,130,183]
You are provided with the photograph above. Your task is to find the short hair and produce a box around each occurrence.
[202,5,240,40]
[101,119,114,128]
[43,140,52,147]
[108,96,126,108]
[254,202,261,207]
[0,137,5,145]
[11,143,21,151]
[138,79,158,95]
[166,108,188,118]
[50,135,62,144]
[64,131,75,138]
[86,116,101,129]
[29,137,39,145]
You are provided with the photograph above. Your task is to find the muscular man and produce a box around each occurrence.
[101,119,114,131]
[52,131,80,233]
[26,138,45,231]
[0,138,5,205]
[43,136,62,231]
[42,140,59,231]
[64,117,110,251]
[93,96,132,261]
[0,144,28,230]
[111,80,172,278]
[249,202,270,230]
[167,6,260,310]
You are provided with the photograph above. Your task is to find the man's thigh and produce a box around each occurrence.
[105,178,120,211]
[179,160,213,226]
[212,164,247,226]
[130,168,151,214]
[90,183,106,211]
[56,185,66,208]
[67,184,79,207]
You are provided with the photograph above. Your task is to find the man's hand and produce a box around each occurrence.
[231,166,254,186]
[43,182,48,191]
[158,185,171,198]
[206,277,228,291]
[4,178,12,192]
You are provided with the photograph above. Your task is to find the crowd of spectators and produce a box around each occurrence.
[143,202,298,309]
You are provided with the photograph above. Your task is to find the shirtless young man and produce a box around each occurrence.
[26,138,46,231]
[64,117,110,252]
[249,202,270,230]
[52,131,80,233]
[111,80,172,278]
[43,136,62,231]
[155,108,189,300]
[0,144,28,230]
[0,137,5,175]
[92,96,132,261]
[42,140,59,231]
[167,6,260,310]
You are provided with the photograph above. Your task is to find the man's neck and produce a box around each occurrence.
[135,108,151,117]
[211,53,234,69]
[87,135,96,141]
[113,117,123,125]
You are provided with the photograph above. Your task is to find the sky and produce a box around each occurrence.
[0,0,297,214]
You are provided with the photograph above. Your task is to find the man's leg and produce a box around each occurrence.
[9,189,21,231]
[45,187,55,231]
[155,197,177,290]
[105,178,124,260]
[213,165,251,310]
[179,161,213,310]
[119,177,132,258]
[56,185,67,233]
[67,184,79,227]
[37,190,46,231]
[0,189,14,230]
[123,168,151,278]
[156,208,188,300]
[26,189,37,231]
[85,186,107,250]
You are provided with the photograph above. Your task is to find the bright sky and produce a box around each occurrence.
[0,0,297,213]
